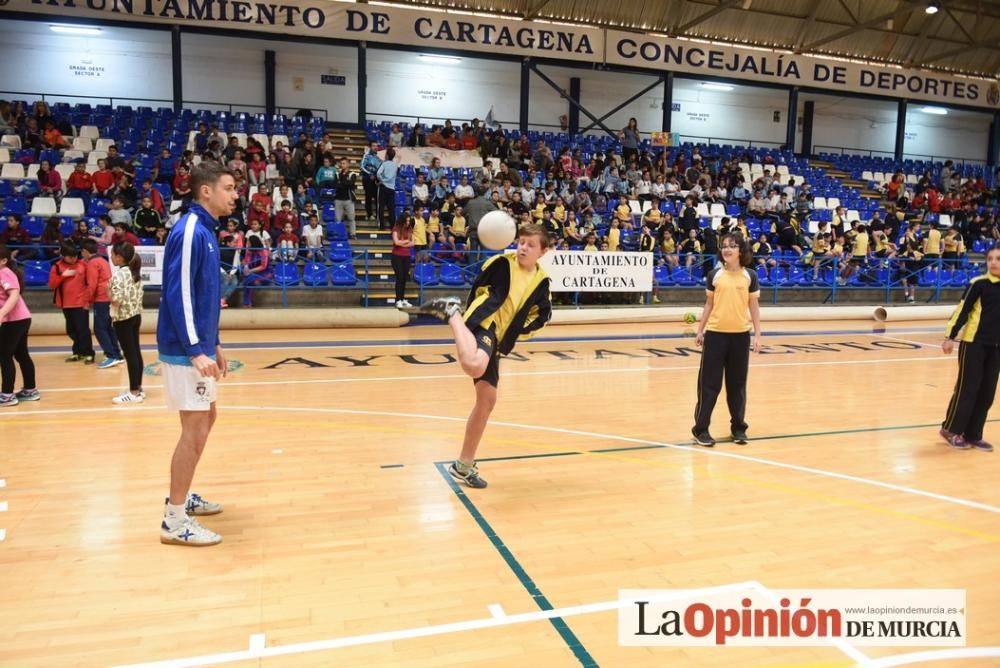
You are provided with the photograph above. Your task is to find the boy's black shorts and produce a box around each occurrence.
[471,324,501,388]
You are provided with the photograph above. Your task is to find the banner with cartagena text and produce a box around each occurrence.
[4,1,997,109]
[618,588,967,647]
[2,0,604,63]
[539,251,653,293]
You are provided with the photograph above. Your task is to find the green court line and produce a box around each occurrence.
[433,463,598,667]
[423,419,1000,466]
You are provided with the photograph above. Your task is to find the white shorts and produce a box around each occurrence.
[161,362,218,412]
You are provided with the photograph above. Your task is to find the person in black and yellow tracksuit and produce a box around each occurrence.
[693,233,763,447]
[940,246,1000,452]
[408,223,553,487]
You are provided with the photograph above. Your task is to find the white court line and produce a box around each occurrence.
[30,328,944,355]
[110,581,760,668]
[225,405,1000,515]
[0,478,5,488]
[487,603,506,619]
[0,401,992,514]
[0,405,163,418]
[247,634,265,651]
[0,528,6,542]
[866,647,1000,667]
[874,333,941,350]
[752,582,873,667]
[14,354,953,396]
[0,501,7,512]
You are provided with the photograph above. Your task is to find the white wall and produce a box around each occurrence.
[670,79,787,146]
[182,34,267,112]
[367,49,519,127]
[527,65,663,135]
[183,35,356,120]
[0,19,172,104]
[274,42,357,123]
[799,93,897,156]
[904,107,991,162]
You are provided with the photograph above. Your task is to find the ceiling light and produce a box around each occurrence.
[920,106,948,115]
[419,54,461,64]
[49,24,102,35]
[701,83,734,91]
[925,1,939,14]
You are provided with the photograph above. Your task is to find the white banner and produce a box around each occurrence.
[380,147,484,170]
[5,3,996,109]
[3,1,602,63]
[539,251,653,292]
[135,245,165,287]
[606,30,999,110]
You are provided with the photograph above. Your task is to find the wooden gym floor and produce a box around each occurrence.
[0,319,998,667]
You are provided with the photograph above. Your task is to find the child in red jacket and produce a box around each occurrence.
[82,239,123,368]
[48,242,95,363]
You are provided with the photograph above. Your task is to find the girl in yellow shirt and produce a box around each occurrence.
[693,233,762,446]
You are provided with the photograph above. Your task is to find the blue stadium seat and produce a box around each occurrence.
[326,222,347,240]
[329,241,352,262]
[23,260,51,286]
[413,262,438,286]
[440,262,465,286]
[303,262,328,286]
[273,262,300,286]
[330,262,357,286]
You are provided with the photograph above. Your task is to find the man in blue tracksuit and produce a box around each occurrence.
[157,161,237,547]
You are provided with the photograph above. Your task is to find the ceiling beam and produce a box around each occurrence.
[903,11,941,67]
[675,0,744,35]
[943,4,978,43]
[679,0,1000,27]
[794,0,825,52]
[522,0,556,21]
[836,0,859,24]
[800,4,908,52]
[919,38,1000,63]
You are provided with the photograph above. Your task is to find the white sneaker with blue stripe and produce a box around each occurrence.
[166,492,224,516]
[160,516,221,546]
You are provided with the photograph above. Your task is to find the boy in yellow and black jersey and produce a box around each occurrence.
[407,224,553,488]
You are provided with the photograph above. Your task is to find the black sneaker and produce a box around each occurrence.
[692,428,715,447]
[83,355,96,365]
[15,389,40,402]
[404,296,464,321]
[448,461,488,489]
[731,430,749,445]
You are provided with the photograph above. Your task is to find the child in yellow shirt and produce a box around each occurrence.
[412,211,428,257]
[552,197,567,225]
[608,220,621,252]
[615,202,633,231]
[428,208,441,236]
[449,207,467,243]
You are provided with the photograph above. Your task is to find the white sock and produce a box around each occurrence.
[164,502,187,527]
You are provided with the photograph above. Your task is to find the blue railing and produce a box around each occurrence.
[409,250,976,305]
[8,244,976,307]
[652,253,974,304]
[8,244,371,307]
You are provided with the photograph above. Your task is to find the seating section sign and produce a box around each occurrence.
[539,251,653,292]
[135,245,165,286]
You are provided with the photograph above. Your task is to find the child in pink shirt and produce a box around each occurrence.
[0,246,38,406]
